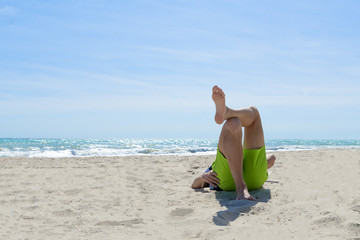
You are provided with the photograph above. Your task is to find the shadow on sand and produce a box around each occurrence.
[212,187,271,226]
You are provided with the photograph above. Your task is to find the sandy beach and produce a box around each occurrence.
[1,149,360,239]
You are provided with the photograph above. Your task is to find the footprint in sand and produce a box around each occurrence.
[63,189,81,196]
[170,208,193,217]
[351,205,360,214]
[52,208,78,217]
[312,215,344,228]
[347,222,360,235]
[96,218,143,227]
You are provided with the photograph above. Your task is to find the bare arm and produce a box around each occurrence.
[191,171,220,189]
[191,176,208,189]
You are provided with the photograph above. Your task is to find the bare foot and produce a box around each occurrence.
[267,154,276,169]
[236,186,255,201]
[212,86,227,124]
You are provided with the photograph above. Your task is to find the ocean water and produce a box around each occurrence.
[0,138,359,158]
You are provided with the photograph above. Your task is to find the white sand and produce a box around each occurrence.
[1,149,360,239]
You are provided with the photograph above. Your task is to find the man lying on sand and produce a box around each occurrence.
[192,86,276,200]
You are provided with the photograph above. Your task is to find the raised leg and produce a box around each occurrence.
[228,106,265,150]
[212,86,275,200]
[212,86,265,150]
[213,86,255,200]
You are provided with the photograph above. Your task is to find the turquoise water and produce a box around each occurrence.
[0,138,359,158]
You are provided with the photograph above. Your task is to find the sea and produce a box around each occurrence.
[0,138,359,158]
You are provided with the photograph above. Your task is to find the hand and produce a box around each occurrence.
[202,170,220,187]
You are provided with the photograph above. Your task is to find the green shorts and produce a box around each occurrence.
[211,146,268,191]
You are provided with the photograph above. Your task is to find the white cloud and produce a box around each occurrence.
[0,92,211,115]
[0,64,154,99]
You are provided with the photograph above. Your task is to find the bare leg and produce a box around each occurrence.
[212,86,265,149]
[228,104,276,166]
[212,86,227,124]
[218,118,254,200]
[213,86,255,200]
[212,86,275,200]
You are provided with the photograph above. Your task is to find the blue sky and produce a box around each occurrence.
[0,0,359,139]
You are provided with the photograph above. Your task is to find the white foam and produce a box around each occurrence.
[1,138,359,158]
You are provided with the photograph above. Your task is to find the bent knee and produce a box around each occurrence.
[249,106,260,117]
[223,117,242,133]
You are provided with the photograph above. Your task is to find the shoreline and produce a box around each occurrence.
[1,149,360,239]
[1,146,360,159]
[1,138,360,158]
